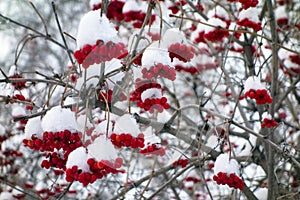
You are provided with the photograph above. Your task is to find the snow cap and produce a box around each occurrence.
[214,153,240,175]
[41,106,79,133]
[244,76,265,92]
[76,10,119,49]
[24,117,43,139]
[66,147,90,172]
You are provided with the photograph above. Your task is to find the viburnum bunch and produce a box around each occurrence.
[141,41,176,81]
[66,137,124,186]
[9,74,26,90]
[203,18,229,42]
[74,10,127,69]
[109,114,145,148]
[172,158,189,168]
[237,8,262,32]
[122,0,156,28]
[162,28,195,63]
[261,113,279,128]
[213,153,244,190]
[130,79,170,113]
[243,76,273,104]
[23,106,82,170]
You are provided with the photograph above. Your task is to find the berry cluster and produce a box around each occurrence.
[98,89,127,103]
[204,29,229,42]
[91,1,125,22]
[23,130,82,169]
[168,43,194,62]
[140,97,170,113]
[175,65,199,74]
[238,0,259,10]
[123,10,156,28]
[244,89,273,104]
[74,41,127,68]
[185,176,202,183]
[261,118,278,128]
[66,157,124,186]
[66,165,96,186]
[110,133,145,148]
[140,144,166,156]
[141,63,176,81]
[213,172,244,190]
[130,80,170,113]
[168,0,187,14]
[41,152,66,169]
[9,74,26,90]
[172,158,189,168]
[237,19,262,32]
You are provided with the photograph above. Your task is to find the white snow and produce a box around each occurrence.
[87,136,118,161]
[123,0,146,13]
[114,114,140,136]
[206,135,221,152]
[76,10,119,49]
[204,18,227,32]
[12,105,26,117]
[41,106,79,133]
[77,114,93,134]
[254,188,268,200]
[238,8,260,23]
[244,76,265,92]
[284,59,299,70]
[105,58,124,90]
[141,41,172,69]
[207,6,229,21]
[214,153,240,175]
[0,192,16,200]
[262,112,272,120]
[162,28,186,48]
[24,117,43,139]
[0,124,5,136]
[275,6,287,19]
[66,147,90,172]
[141,88,163,102]
[93,119,113,135]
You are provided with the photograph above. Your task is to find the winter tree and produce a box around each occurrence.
[0,0,300,199]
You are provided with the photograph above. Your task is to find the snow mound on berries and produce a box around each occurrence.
[162,28,186,48]
[205,18,227,32]
[41,106,79,133]
[141,88,163,102]
[114,114,140,136]
[87,137,117,161]
[214,153,240,175]
[238,8,260,23]
[244,76,265,92]
[66,147,90,172]
[142,41,172,68]
[24,117,43,139]
[0,124,5,136]
[76,10,119,48]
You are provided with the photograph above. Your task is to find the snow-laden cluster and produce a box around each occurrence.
[213,153,244,190]
[243,76,272,104]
